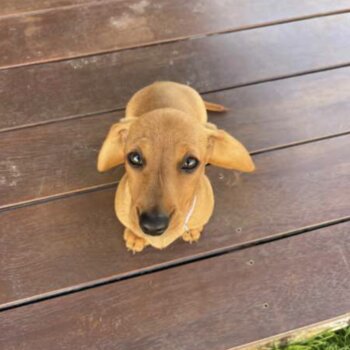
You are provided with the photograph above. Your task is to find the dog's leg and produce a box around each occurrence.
[182,227,203,243]
[123,229,148,253]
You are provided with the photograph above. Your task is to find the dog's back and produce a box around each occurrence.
[125,81,208,123]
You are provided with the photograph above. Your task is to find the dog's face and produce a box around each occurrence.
[124,110,209,237]
[98,109,254,240]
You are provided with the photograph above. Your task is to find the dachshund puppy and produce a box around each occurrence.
[98,82,255,253]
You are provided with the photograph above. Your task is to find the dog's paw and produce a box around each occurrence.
[123,229,147,253]
[182,228,202,243]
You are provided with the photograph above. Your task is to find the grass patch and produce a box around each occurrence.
[272,326,350,350]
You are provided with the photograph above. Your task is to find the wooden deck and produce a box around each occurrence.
[0,1,350,349]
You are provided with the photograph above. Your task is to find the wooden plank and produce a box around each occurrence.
[0,135,349,308]
[0,0,90,17]
[1,222,350,349]
[2,13,350,130]
[1,67,350,209]
[2,0,349,68]
[2,0,349,18]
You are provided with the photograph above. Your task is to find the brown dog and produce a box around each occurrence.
[98,82,255,253]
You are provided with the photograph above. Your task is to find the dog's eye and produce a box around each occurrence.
[181,156,199,172]
[127,151,144,168]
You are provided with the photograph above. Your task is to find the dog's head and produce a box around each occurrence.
[98,108,254,239]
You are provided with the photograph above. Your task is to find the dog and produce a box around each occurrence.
[97,81,255,253]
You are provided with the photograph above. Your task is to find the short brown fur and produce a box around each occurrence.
[98,82,255,252]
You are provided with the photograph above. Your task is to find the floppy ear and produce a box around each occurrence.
[206,124,255,172]
[97,119,133,172]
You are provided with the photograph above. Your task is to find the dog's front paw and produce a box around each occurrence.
[123,229,147,253]
[182,227,203,243]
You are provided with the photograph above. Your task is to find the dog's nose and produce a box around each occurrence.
[139,211,169,236]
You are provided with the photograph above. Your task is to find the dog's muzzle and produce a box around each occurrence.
[139,210,169,236]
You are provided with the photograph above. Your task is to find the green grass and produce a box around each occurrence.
[272,326,350,350]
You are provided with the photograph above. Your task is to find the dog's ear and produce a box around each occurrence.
[97,119,134,172]
[205,123,255,172]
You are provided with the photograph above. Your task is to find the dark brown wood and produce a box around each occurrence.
[2,13,350,130]
[1,135,349,308]
[1,222,349,349]
[1,2,349,348]
[1,0,349,68]
[1,67,350,209]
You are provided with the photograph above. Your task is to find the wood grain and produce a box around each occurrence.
[1,135,349,308]
[0,0,92,17]
[1,67,350,209]
[2,13,350,130]
[2,0,349,68]
[1,222,350,349]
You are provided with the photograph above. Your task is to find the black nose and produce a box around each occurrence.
[139,210,169,236]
